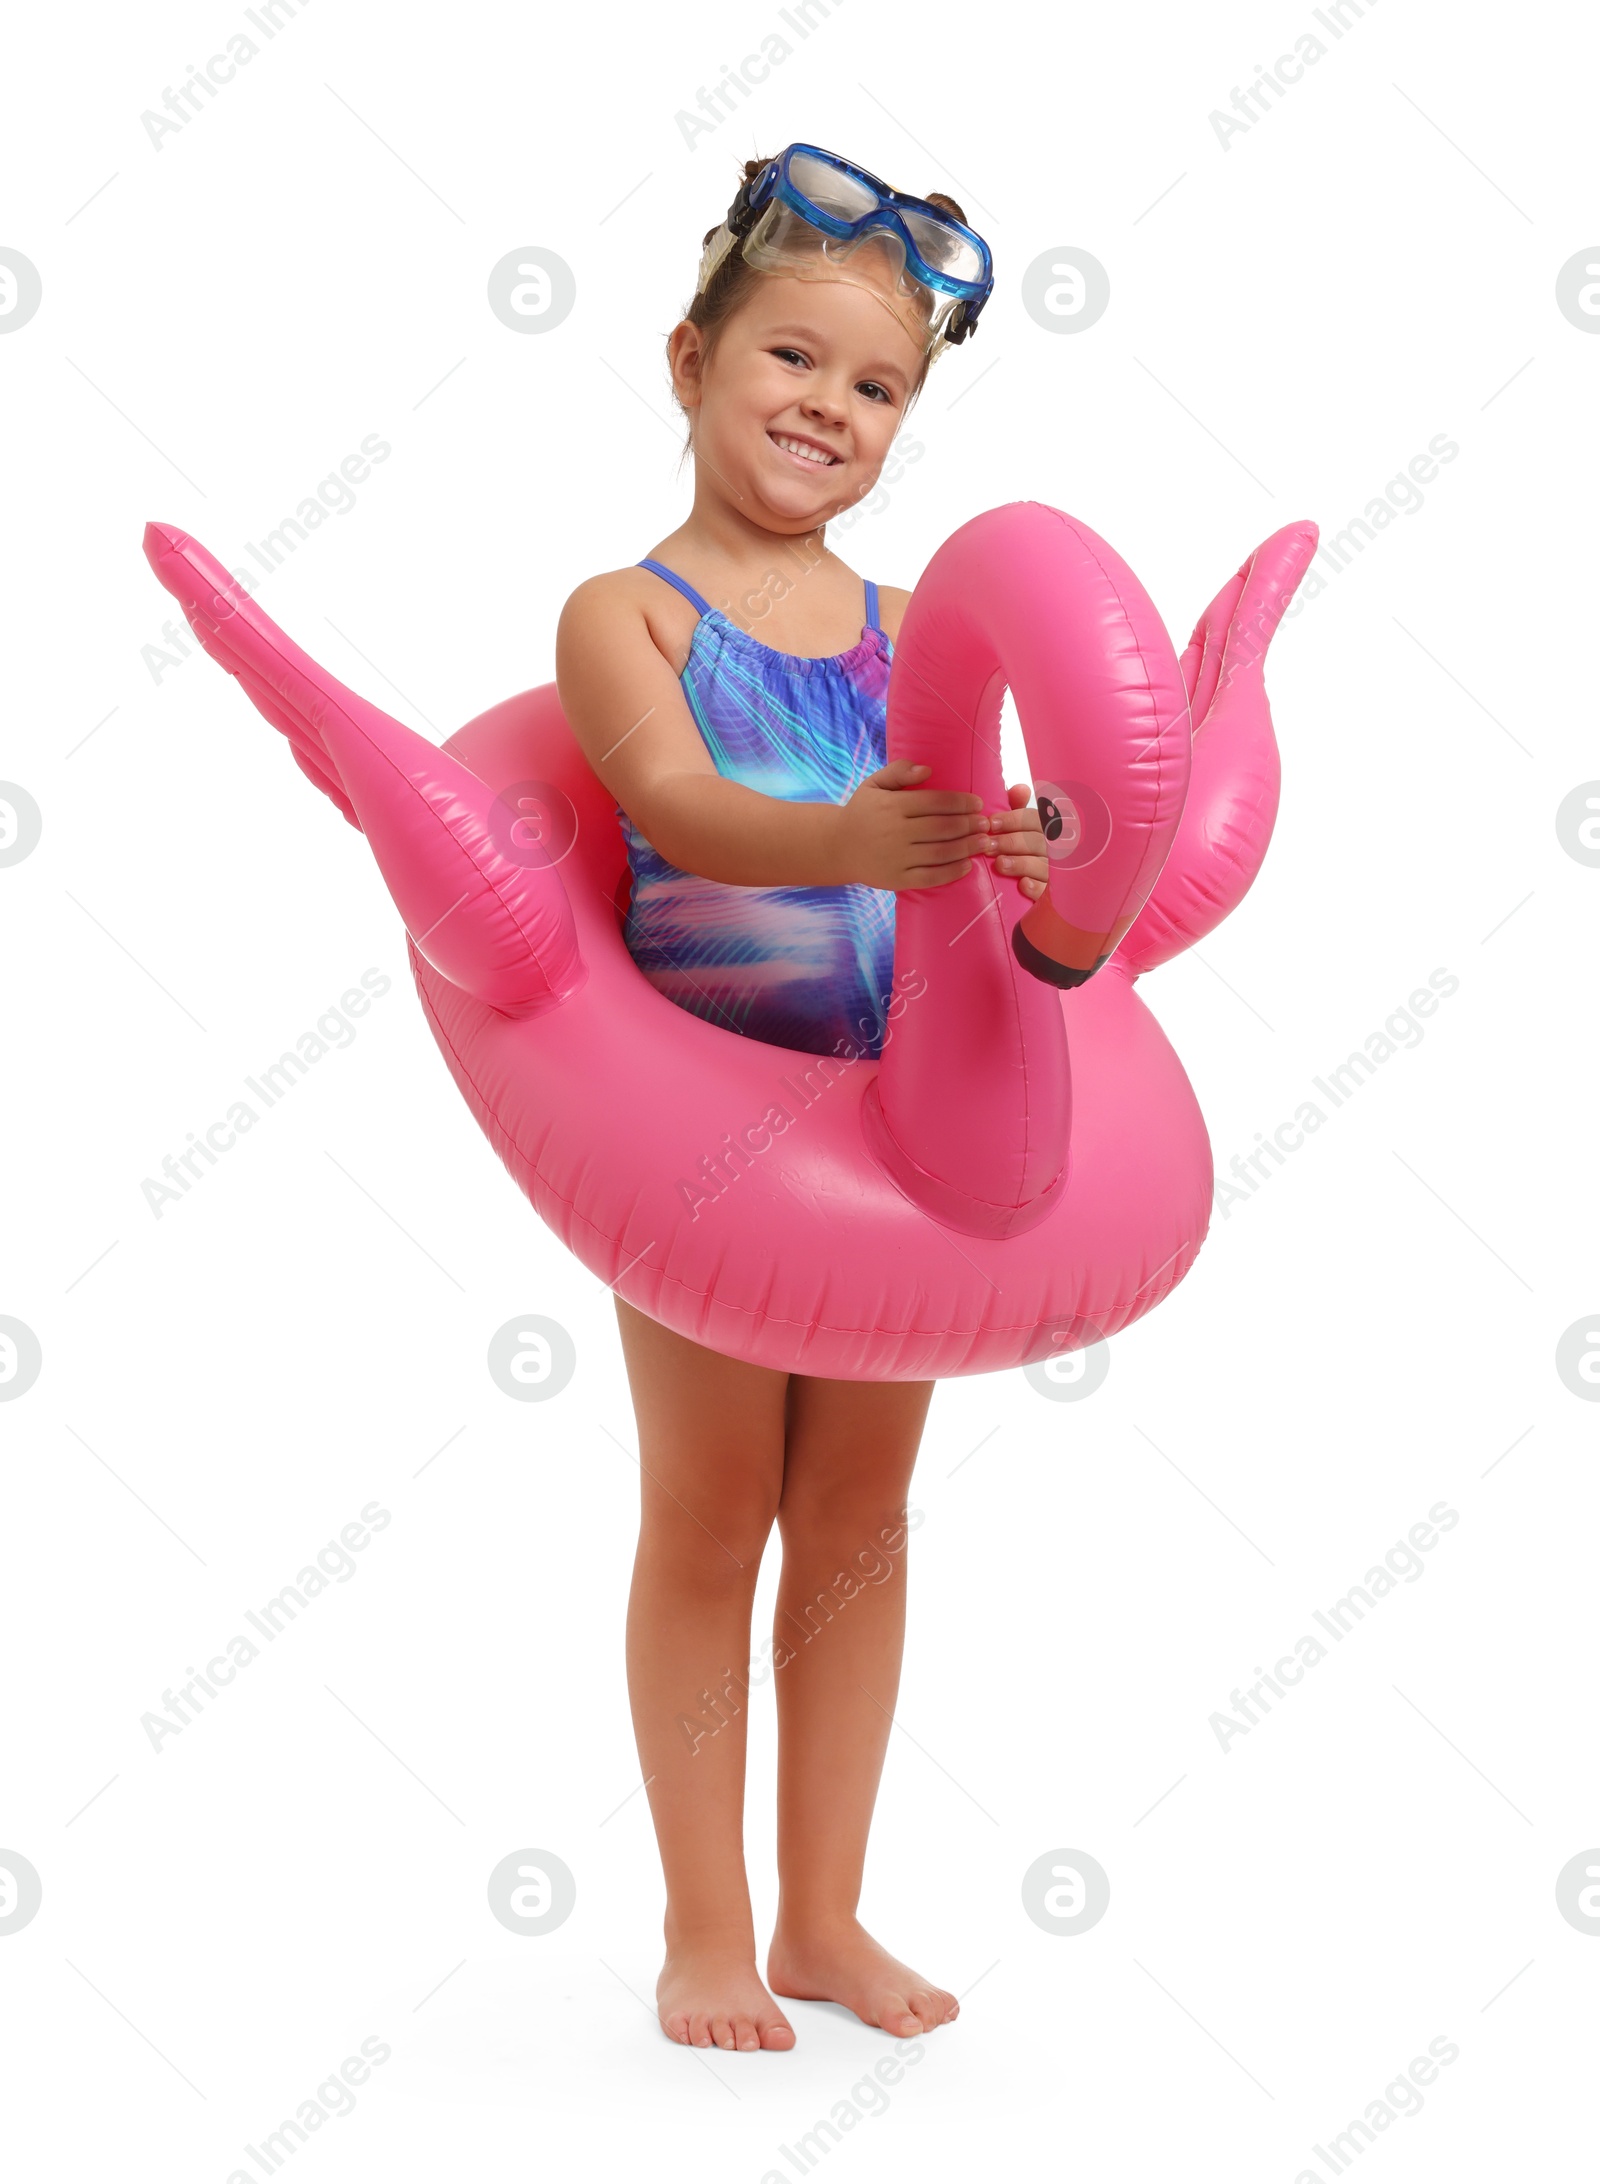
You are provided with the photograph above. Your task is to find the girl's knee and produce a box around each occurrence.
[777,1496,914,1570]
[640,1474,783,1576]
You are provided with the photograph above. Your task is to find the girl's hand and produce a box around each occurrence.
[836,761,994,891]
[980,783,1050,900]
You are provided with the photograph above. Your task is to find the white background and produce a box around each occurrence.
[2,0,1595,2177]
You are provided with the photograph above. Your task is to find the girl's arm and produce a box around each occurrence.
[555,575,991,892]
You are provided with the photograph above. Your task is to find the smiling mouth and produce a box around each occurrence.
[769,432,843,468]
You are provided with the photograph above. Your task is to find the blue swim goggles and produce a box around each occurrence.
[696,143,994,358]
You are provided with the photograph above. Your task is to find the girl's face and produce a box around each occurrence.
[678,269,925,530]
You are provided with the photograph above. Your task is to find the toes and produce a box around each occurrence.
[663,1993,793,2055]
[880,1990,922,2037]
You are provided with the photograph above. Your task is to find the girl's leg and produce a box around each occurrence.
[614,1295,795,2052]
[765,1374,959,2038]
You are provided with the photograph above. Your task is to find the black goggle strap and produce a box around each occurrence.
[723,162,774,240]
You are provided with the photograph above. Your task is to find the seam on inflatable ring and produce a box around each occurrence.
[356,714,577,997]
[861,1071,1065,1232]
[943,548,1047,1193]
[1141,745,1279,967]
[410,944,1196,1344]
[1191,618,1217,723]
[1050,511,1176,953]
[992,854,1040,1194]
[1218,543,1261,688]
[975,660,1042,1197]
[966,660,1043,1201]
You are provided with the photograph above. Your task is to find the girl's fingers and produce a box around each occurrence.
[912,820,998,853]
[905,858,974,887]
[992,844,1051,903]
[900,793,986,819]
[908,858,1050,891]
[985,805,1046,838]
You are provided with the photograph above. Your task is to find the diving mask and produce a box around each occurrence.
[695,143,994,361]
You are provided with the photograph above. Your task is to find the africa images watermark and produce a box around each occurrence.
[140,0,315,151]
[755,2040,927,2181]
[828,432,926,536]
[1209,1500,1459,1754]
[1295,2035,1459,2180]
[679,1508,924,1754]
[228,2034,392,2182]
[140,969,392,1218]
[674,439,926,608]
[142,435,392,686]
[674,0,848,149]
[141,1501,392,1754]
[1209,0,1382,150]
[1213,967,1459,1221]
[1284,435,1460,617]
[675,966,927,1220]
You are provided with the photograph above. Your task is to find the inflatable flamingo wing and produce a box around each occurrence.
[1114,522,1318,977]
[142,525,584,1019]
[143,506,1315,1381]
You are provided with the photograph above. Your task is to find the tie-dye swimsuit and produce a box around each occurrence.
[616,559,898,1060]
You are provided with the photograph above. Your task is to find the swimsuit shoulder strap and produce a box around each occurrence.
[636,558,712,618]
[640,559,884,641]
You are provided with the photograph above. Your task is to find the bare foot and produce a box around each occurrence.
[657,1944,796,2051]
[768,1918,960,2038]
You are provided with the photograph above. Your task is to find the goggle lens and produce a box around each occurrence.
[788,150,880,221]
[901,211,984,285]
[781,150,983,290]
[701,144,990,355]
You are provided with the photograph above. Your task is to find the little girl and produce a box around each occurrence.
[555,145,1048,2055]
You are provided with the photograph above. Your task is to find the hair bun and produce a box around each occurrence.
[923,189,968,226]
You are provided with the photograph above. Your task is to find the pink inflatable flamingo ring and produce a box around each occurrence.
[143,504,1316,1380]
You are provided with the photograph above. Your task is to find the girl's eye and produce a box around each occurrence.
[770,350,894,404]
